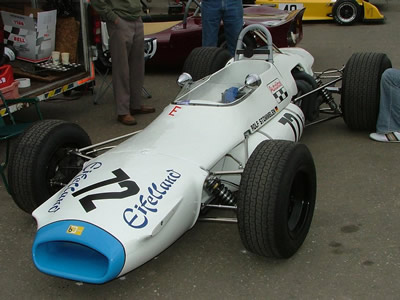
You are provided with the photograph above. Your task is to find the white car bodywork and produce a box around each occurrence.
[31,26,315,284]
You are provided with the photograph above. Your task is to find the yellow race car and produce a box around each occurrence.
[253,0,384,25]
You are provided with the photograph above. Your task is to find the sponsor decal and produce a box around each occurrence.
[13,36,25,43]
[169,105,182,116]
[48,162,102,213]
[13,20,24,26]
[66,225,84,236]
[123,169,181,229]
[267,79,288,103]
[250,107,279,132]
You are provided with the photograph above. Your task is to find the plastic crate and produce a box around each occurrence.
[0,80,20,104]
[0,64,14,89]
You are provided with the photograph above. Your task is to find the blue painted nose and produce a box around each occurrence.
[32,220,125,284]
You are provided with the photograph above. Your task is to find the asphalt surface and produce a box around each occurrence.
[1,0,400,299]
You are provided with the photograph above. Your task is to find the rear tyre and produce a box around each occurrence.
[332,0,362,25]
[237,140,316,258]
[182,47,232,81]
[341,52,392,130]
[8,120,91,213]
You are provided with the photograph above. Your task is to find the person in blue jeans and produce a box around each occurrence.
[370,68,400,142]
[201,0,243,57]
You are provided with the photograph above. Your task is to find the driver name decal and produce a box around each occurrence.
[48,162,102,213]
[250,107,279,133]
[268,78,288,103]
[123,169,181,229]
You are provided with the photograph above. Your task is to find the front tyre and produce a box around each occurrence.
[332,0,362,25]
[8,120,91,213]
[237,140,316,258]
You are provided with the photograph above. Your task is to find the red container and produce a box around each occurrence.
[0,64,14,89]
[0,80,20,103]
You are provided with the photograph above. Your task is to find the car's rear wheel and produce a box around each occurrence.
[332,0,362,25]
[237,140,316,258]
[341,52,392,130]
[182,47,232,81]
[8,120,91,213]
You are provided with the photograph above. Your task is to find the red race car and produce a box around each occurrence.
[90,0,305,69]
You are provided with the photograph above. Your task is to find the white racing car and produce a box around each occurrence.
[7,24,391,284]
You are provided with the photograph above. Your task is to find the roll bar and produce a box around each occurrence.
[234,24,274,63]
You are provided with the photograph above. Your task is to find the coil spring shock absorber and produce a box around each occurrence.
[316,77,340,113]
[205,177,235,205]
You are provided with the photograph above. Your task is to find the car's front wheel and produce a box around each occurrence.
[8,120,91,213]
[237,140,316,258]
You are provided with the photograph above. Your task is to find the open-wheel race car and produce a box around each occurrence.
[7,24,391,284]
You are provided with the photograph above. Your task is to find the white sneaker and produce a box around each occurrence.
[369,131,400,142]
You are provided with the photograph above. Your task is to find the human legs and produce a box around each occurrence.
[128,19,145,111]
[202,0,222,47]
[107,19,133,116]
[222,0,243,56]
[369,68,400,142]
[376,68,400,133]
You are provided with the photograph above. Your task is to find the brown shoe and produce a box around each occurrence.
[130,105,156,115]
[117,114,137,125]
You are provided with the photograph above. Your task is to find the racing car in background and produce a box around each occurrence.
[90,0,305,69]
[7,24,391,284]
[250,0,384,25]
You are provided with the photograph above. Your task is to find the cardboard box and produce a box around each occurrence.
[1,10,57,63]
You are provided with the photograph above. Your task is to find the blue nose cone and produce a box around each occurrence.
[32,220,125,284]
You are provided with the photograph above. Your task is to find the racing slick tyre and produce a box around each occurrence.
[341,52,392,130]
[8,120,91,213]
[332,0,362,25]
[182,47,232,81]
[237,140,316,258]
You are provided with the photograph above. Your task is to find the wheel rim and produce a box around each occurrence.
[337,2,358,23]
[46,146,86,195]
[287,171,311,237]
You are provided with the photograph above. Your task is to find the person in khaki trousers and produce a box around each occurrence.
[91,0,155,125]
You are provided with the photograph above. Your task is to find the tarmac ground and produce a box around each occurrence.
[0,0,399,299]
